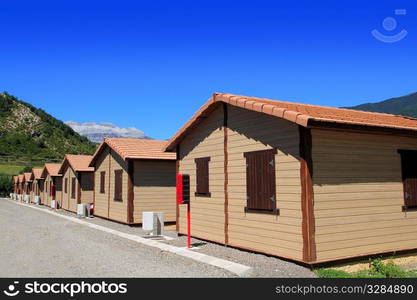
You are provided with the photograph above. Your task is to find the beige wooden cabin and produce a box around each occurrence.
[88,138,176,224]
[58,155,94,213]
[17,174,24,198]
[166,93,417,264]
[30,168,44,203]
[40,164,62,207]
[22,173,33,201]
[12,176,18,195]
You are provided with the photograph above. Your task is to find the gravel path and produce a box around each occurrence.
[1,198,316,278]
[0,199,233,277]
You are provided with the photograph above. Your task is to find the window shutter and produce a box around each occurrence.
[195,157,210,196]
[100,171,106,194]
[400,150,417,209]
[71,178,76,199]
[64,178,68,193]
[114,170,123,201]
[244,149,277,213]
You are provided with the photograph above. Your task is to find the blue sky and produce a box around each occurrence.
[1,0,416,139]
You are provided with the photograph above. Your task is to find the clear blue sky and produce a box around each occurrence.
[1,0,416,139]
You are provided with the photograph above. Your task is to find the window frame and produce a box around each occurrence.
[71,177,76,199]
[100,171,106,194]
[195,157,211,197]
[398,149,417,212]
[243,148,279,215]
[114,169,123,202]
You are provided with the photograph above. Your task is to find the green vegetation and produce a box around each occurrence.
[0,174,13,197]
[0,92,96,161]
[346,92,417,117]
[315,258,417,278]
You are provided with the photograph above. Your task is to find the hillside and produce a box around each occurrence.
[345,92,417,117]
[0,92,97,162]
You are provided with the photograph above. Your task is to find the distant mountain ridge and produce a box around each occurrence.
[65,121,150,143]
[0,92,96,160]
[345,92,417,118]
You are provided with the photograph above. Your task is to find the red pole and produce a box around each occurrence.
[187,203,191,248]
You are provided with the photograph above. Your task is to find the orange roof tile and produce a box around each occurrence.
[18,174,24,183]
[41,163,62,177]
[13,176,18,183]
[23,172,32,182]
[89,138,175,166]
[59,154,94,173]
[166,93,417,151]
[30,168,44,180]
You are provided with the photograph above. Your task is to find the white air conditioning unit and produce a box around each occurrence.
[50,200,58,209]
[142,212,164,236]
[77,204,87,217]
[34,196,40,205]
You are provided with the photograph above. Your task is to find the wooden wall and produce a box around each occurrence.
[133,160,176,223]
[93,147,128,223]
[312,129,417,262]
[177,104,303,261]
[178,106,226,244]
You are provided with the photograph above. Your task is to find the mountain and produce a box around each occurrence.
[65,121,150,143]
[345,92,417,117]
[0,92,96,161]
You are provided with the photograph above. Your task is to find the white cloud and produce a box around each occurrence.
[65,121,146,142]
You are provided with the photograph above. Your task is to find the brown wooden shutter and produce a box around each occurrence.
[64,178,68,193]
[244,149,277,213]
[71,178,76,199]
[399,150,417,209]
[100,171,106,194]
[195,157,210,196]
[114,169,123,201]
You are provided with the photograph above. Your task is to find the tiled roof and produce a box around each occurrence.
[13,176,18,183]
[42,163,62,177]
[23,172,32,182]
[31,168,44,180]
[89,138,175,166]
[18,174,24,183]
[59,154,94,173]
[166,93,417,151]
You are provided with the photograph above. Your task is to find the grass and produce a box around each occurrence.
[315,258,417,278]
[0,164,27,175]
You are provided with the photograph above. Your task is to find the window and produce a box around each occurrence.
[244,149,278,215]
[100,171,106,194]
[71,178,76,199]
[195,157,210,196]
[64,178,68,193]
[399,150,417,211]
[114,169,123,201]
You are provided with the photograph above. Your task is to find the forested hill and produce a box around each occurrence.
[0,92,96,161]
[345,92,417,117]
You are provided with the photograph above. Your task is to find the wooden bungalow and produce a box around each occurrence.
[17,174,24,200]
[88,138,176,224]
[29,168,44,203]
[165,93,417,264]
[12,176,18,195]
[22,173,33,202]
[40,164,62,207]
[58,155,94,213]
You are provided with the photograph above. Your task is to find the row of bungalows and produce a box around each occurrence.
[9,92,417,265]
[164,92,417,265]
[11,139,177,224]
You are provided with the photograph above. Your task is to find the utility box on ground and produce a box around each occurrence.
[77,204,87,217]
[142,212,164,236]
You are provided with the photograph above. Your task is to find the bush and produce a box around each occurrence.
[0,174,13,196]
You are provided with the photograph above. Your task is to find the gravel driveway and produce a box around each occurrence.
[0,198,315,278]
